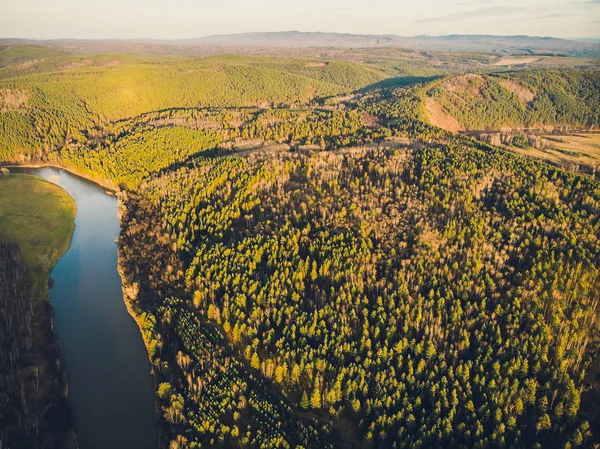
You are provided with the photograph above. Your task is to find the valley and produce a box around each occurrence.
[0,38,599,449]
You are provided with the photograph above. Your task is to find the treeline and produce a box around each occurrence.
[0,240,72,448]
[119,138,599,448]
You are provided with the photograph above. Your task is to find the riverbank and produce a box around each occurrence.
[18,166,158,449]
[117,254,164,447]
[116,191,165,448]
[0,173,78,449]
[5,164,162,448]
[2,162,119,193]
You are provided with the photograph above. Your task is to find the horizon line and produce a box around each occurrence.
[0,30,597,43]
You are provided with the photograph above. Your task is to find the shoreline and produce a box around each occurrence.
[4,165,157,447]
[2,162,119,193]
[117,244,164,448]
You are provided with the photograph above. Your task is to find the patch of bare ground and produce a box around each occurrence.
[424,98,464,133]
[360,111,383,127]
[231,142,291,157]
[382,136,411,147]
[65,61,86,69]
[440,73,484,98]
[498,79,535,104]
[231,138,265,149]
[15,59,42,69]
[492,56,540,66]
[0,88,27,111]
[304,61,328,67]
[479,132,600,178]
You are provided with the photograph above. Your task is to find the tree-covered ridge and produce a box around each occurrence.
[420,70,600,131]
[118,139,599,448]
[0,55,388,161]
[54,107,392,188]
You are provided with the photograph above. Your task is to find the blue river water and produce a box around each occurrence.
[13,167,158,449]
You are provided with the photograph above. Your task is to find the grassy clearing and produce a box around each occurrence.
[0,173,75,276]
[507,132,600,176]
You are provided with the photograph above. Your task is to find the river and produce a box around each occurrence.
[12,167,158,449]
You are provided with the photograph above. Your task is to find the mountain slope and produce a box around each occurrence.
[420,70,600,131]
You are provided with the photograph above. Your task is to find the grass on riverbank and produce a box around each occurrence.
[0,173,76,276]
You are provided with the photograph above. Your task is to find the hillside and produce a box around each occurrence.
[362,69,600,133]
[118,139,600,449]
[0,53,387,161]
[420,70,600,132]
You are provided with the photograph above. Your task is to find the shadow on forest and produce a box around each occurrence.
[357,75,440,93]
[155,147,231,179]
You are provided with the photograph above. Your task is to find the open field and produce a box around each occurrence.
[0,173,75,274]
[507,132,600,176]
[492,56,541,66]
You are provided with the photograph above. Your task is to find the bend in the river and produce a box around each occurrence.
[13,167,158,449]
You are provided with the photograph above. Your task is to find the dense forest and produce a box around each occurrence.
[0,53,388,162]
[0,241,72,447]
[118,140,600,449]
[421,70,600,131]
[1,44,599,448]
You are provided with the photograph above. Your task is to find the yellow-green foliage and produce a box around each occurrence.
[423,70,600,130]
[0,54,387,161]
[56,108,383,188]
[0,173,75,274]
[128,142,600,448]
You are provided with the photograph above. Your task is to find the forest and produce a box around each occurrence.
[118,140,600,449]
[0,43,599,449]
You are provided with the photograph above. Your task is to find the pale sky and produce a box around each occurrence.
[1,0,599,39]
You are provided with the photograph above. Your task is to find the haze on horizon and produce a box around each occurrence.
[1,0,599,40]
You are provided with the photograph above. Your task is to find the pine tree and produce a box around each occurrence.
[311,261,318,281]
[300,391,309,409]
[251,352,260,370]
[310,384,322,409]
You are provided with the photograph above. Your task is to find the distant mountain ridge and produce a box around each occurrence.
[1,31,599,57]
[175,31,600,56]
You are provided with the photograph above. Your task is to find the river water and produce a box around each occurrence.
[13,167,158,449]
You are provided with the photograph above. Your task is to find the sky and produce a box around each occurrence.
[1,0,599,39]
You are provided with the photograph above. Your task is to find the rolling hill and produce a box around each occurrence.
[1,42,599,449]
[0,53,388,161]
[420,70,600,131]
